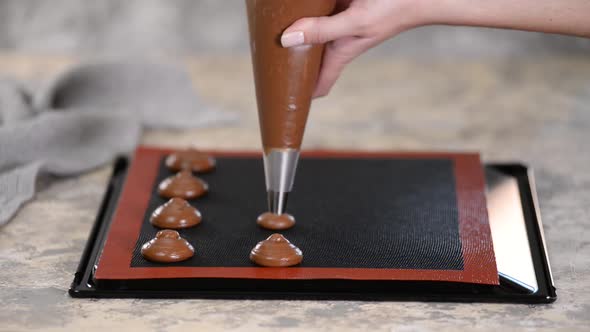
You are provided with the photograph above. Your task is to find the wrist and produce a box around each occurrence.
[403,0,442,28]
[412,0,459,26]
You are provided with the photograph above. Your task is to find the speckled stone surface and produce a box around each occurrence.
[0,54,589,331]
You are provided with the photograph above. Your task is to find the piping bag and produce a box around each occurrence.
[246,0,336,214]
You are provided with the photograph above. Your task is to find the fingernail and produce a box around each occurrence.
[281,31,305,48]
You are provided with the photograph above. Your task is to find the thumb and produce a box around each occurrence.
[281,10,356,47]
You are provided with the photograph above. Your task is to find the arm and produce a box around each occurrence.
[431,0,590,36]
[280,0,590,97]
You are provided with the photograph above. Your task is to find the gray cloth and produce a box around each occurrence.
[0,61,236,225]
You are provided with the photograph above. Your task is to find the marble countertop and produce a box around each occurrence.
[0,54,588,331]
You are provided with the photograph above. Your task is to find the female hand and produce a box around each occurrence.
[281,0,426,98]
[281,0,590,98]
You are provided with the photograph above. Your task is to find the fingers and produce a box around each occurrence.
[313,37,372,98]
[281,9,357,47]
[313,43,351,97]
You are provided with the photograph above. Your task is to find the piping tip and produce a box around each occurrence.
[268,190,289,215]
[263,148,299,214]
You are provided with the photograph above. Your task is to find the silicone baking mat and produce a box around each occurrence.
[94,147,498,285]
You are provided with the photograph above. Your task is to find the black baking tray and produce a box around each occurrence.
[69,156,556,302]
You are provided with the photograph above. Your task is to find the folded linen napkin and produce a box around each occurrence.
[0,61,236,225]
